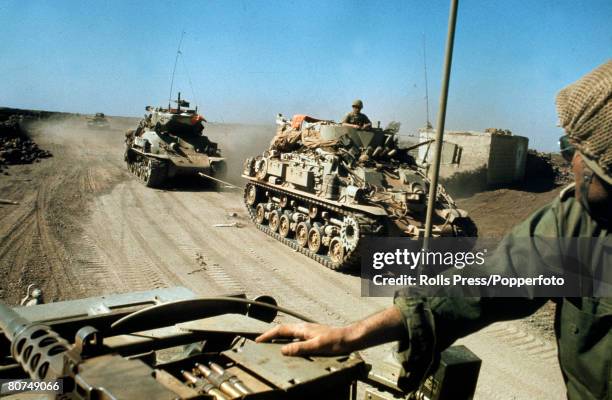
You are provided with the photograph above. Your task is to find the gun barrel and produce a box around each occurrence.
[0,302,30,342]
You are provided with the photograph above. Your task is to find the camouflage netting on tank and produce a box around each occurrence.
[0,115,52,173]
[270,122,339,152]
[556,60,612,181]
[269,124,302,151]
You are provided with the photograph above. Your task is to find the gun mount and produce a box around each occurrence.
[0,288,364,399]
[0,288,480,399]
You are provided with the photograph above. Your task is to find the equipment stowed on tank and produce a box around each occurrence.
[242,115,477,270]
[124,93,226,188]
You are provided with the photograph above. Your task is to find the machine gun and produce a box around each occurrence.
[0,287,365,399]
[0,288,480,399]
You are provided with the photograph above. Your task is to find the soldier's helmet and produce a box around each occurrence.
[352,99,364,109]
[556,60,612,184]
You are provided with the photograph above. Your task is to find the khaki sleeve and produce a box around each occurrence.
[393,296,436,392]
[392,200,564,392]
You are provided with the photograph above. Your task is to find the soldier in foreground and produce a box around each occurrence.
[341,99,372,129]
[257,61,612,399]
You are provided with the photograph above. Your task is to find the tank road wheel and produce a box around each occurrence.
[141,161,150,182]
[340,216,360,252]
[245,184,260,206]
[269,210,281,232]
[296,221,311,248]
[307,225,323,254]
[279,213,292,238]
[329,237,345,265]
[139,163,146,180]
[255,204,266,224]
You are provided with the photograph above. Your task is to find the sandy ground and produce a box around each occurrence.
[0,117,566,399]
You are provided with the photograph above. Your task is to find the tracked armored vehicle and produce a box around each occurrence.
[125,94,226,188]
[86,112,110,129]
[242,116,476,270]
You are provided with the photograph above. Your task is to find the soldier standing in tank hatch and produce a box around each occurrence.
[341,99,372,130]
[257,61,612,399]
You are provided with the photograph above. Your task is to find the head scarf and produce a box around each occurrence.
[556,60,612,184]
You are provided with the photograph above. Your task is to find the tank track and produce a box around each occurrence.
[244,181,384,271]
[126,150,167,188]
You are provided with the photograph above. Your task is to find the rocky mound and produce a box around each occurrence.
[0,115,52,173]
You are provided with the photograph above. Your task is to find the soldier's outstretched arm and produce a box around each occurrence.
[255,306,404,356]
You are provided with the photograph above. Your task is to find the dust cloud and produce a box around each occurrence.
[23,115,275,187]
[24,115,134,149]
[204,123,273,185]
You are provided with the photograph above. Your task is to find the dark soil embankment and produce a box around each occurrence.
[442,150,572,200]
[458,185,566,342]
[0,115,52,174]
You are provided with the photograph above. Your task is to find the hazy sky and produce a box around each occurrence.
[1,0,610,150]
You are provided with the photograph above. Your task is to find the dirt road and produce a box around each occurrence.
[0,117,566,399]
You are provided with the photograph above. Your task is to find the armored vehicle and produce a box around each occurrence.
[125,94,226,188]
[242,116,476,270]
[86,112,110,129]
[0,287,480,399]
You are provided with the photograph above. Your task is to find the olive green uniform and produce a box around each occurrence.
[341,111,371,127]
[394,185,611,399]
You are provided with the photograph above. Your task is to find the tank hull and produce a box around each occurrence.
[126,146,226,188]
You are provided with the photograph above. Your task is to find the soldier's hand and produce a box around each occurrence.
[256,307,405,357]
[255,323,354,356]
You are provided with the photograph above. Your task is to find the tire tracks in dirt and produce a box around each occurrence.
[167,190,387,325]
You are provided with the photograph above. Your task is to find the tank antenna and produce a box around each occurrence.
[168,30,186,109]
[423,33,432,129]
[424,0,459,242]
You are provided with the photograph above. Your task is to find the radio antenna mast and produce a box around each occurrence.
[423,33,432,129]
[168,30,186,108]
